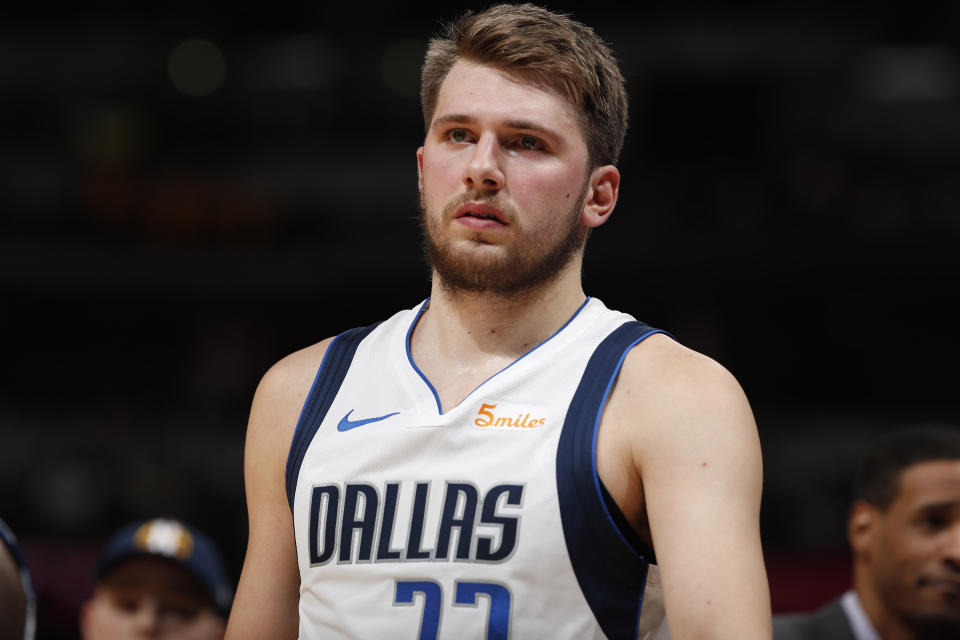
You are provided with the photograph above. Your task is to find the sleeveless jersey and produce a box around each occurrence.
[286,297,672,639]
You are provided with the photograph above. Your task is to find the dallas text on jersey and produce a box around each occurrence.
[307,481,526,565]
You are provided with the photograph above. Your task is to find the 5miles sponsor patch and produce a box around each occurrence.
[472,400,552,431]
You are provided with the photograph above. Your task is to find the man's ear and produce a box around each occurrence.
[416,147,425,192]
[848,500,880,558]
[582,165,620,228]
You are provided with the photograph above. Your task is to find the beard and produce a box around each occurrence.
[901,616,960,640]
[882,575,960,639]
[419,186,588,298]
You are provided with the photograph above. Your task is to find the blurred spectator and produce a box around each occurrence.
[774,424,960,639]
[80,518,232,640]
[0,518,36,640]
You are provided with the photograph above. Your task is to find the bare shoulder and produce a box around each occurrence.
[627,333,749,402]
[604,339,770,637]
[229,339,335,640]
[252,338,335,428]
[256,337,335,406]
[245,337,336,476]
[605,333,758,465]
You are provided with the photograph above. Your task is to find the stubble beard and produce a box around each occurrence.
[419,187,588,299]
[879,571,960,637]
[900,612,960,639]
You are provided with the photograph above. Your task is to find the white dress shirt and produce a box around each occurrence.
[841,590,882,640]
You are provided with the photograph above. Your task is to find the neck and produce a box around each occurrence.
[411,256,585,364]
[420,265,587,359]
[853,568,917,640]
[408,257,589,411]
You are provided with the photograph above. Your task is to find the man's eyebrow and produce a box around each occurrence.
[105,575,204,594]
[431,114,562,141]
[504,119,561,141]
[431,114,474,128]
[916,500,960,514]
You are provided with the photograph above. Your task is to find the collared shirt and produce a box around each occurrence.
[841,590,881,640]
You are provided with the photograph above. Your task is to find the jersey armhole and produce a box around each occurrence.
[597,478,657,565]
[284,323,381,512]
[557,320,675,639]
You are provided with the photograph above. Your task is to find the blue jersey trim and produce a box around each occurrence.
[284,346,335,493]
[404,300,443,414]
[634,596,644,640]
[285,323,380,512]
[591,329,669,556]
[405,297,593,415]
[556,320,673,640]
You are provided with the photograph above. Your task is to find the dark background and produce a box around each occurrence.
[2,1,958,636]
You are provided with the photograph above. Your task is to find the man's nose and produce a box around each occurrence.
[942,522,960,571]
[463,133,504,192]
[131,600,160,636]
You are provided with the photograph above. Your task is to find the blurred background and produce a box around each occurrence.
[1,1,958,636]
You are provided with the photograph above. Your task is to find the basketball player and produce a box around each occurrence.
[227,4,770,638]
[81,518,232,640]
[774,425,960,640]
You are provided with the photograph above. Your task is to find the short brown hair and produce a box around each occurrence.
[421,3,628,168]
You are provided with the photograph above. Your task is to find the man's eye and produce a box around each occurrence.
[519,135,540,150]
[450,129,469,143]
[114,597,141,613]
[161,604,199,621]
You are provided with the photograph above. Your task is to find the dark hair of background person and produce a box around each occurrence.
[853,424,960,509]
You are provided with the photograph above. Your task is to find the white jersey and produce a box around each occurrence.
[286,297,671,639]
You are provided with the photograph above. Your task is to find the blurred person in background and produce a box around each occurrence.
[0,518,36,640]
[774,424,960,640]
[80,518,232,640]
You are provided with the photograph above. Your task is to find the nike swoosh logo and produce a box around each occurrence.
[337,410,400,432]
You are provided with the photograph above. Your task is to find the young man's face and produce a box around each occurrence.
[80,557,225,640]
[417,59,598,296]
[865,460,960,631]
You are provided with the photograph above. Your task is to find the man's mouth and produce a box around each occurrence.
[455,203,506,224]
[918,575,960,597]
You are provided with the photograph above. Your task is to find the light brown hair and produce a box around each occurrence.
[421,3,628,168]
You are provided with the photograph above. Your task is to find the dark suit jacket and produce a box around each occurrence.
[774,597,856,640]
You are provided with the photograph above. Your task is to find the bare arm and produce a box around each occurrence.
[602,337,771,639]
[225,339,333,640]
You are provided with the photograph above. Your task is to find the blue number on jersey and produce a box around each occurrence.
[395,580,512,639]
[454,581,511,640]
[394,580,442,640]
